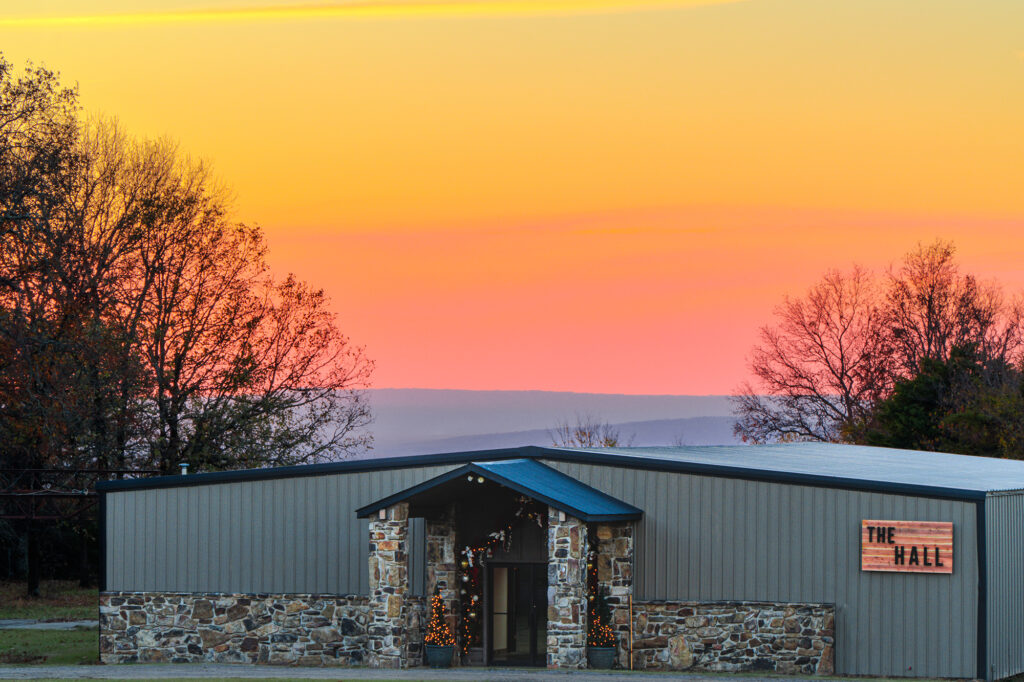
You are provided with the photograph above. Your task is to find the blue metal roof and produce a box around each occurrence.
[355,458,643,522]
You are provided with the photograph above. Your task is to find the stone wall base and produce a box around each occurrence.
[101,592,832,674]
[631,601,834,675]
[99,592,376,666]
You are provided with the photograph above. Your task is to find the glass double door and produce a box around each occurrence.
[488,563,547,667]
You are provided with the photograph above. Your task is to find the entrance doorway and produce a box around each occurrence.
[487,563,547,666]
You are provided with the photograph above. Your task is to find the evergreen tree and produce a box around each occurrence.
[857,345,1024,458]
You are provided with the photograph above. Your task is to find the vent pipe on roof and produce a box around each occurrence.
[179,462,189,476]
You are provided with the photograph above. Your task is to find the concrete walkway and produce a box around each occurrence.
[0,665,822,681]
[0,620,97,630]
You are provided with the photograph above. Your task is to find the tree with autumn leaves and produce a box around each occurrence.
[0,56,373,477]
[0,55,373,591]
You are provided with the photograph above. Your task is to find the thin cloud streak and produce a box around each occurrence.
[0,0,745,27]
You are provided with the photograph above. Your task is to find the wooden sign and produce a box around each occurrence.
[861,520,953,574]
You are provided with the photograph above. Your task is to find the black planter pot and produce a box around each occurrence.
[425,644,454,669]
[587,646,616,669]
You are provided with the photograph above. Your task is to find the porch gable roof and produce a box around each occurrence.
[354,458,642,522]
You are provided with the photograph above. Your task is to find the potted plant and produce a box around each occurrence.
[587,585,617,669]
[424,590,456,668]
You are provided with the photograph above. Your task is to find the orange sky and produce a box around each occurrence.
[3,0,1023,394]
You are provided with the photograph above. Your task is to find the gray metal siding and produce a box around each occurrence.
[986,491,1024,680]
[544,460,979,679]
[104,465,455,596]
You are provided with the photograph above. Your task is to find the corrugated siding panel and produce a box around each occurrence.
[543,460,978,679]
[104,464,458,596]
[409,517,426,596]
[986,492,1024,680]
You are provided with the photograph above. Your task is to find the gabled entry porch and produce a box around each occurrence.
[356,458,641,669]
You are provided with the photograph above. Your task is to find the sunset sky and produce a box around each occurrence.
[4,0,1023,394]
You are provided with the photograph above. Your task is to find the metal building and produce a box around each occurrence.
[98,443,1024,678]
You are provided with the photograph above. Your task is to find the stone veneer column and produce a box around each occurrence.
[546,506,588,669]
[425,504,458,665]
[595,522,634,668]
[367,503,410,669]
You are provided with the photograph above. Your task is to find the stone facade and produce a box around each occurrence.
[98,592,369,665]
[631,601,834,674]
[99,503,835,675]
[546,507,588,669]
[593,522,633,668]
[405,596,426,666]
[367,503,410,668]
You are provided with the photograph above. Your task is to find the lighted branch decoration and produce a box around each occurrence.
[587,533,615,649]
[455,494,546,655]
[425,590,456,647]
[588,585,616,648]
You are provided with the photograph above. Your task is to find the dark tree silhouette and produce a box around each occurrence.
[0,56,374,591]
[861,345,1024,459]
[734,242,1024,444]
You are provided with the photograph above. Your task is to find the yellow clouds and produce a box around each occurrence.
[0,0,745,27]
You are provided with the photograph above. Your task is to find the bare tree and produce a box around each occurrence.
[549,414,632,448]
[113,140,373,473]
[886,240,1024,375]
[733,241,1024,444]
[732,267,894,443]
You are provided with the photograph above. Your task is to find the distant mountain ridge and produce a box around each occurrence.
[364,389,739,458]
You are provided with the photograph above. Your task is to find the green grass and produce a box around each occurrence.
[0,580,97,621]
[0,626,98,665]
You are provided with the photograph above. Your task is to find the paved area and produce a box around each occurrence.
[0,620,98,630]
[0,665,819,681]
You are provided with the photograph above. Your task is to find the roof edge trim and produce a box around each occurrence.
[96,445,990,501]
